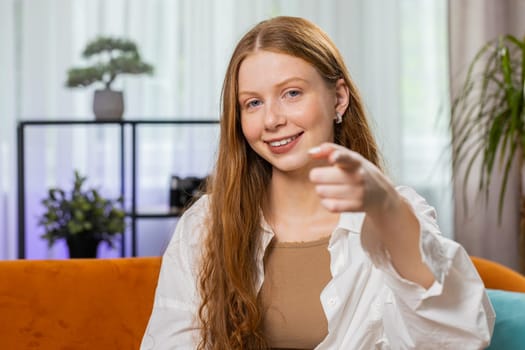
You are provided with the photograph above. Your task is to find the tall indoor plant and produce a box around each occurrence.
[451,34,525,270]
[38,171,125,258]
[66,36,154,120]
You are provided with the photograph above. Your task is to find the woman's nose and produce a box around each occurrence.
[263,102,286,130]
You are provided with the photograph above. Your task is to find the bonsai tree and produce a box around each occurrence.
[451,34,525,268]
[66,36,154,90]
[38,170,125,257]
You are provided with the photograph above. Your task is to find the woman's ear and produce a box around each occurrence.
[334,78,350,116]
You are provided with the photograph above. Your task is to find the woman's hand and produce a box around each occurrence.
[309,142,434,288]
[308,142,402,218]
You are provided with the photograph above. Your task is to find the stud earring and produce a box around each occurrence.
[334,112,343,124]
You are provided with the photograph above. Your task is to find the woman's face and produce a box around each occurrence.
[238,50,347,175]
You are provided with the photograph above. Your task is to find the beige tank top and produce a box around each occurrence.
[260,235,332,350]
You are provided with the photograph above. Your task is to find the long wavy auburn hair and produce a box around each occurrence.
[197,16,382,349]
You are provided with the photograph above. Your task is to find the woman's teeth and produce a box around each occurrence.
[269,135,298,147]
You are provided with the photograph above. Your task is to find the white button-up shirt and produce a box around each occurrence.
[141,186,495,349]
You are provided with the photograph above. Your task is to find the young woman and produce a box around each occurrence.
[141,16,494,350]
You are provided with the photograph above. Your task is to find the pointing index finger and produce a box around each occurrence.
[307,143,336,159]
[308,143,361,170]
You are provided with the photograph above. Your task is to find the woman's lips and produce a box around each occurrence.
[265,132,303,154]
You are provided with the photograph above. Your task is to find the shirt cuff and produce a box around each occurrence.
[366,186,459,309]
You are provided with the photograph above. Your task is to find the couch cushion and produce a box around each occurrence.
[486,289,525,350]
[0,257,161,350]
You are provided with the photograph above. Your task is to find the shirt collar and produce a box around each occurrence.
[260,213,275,248]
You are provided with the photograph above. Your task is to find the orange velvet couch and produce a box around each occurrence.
[0,257,161,350]
[0,255,524,349]
[471,256,525,292]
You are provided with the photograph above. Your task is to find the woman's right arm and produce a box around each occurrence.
[141,202,206,350]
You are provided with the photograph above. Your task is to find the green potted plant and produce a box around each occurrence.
[38,170,126,258]
[66,36,154,120]
[451,34,525,270]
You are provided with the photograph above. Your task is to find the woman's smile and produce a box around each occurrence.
[265,131,304,154]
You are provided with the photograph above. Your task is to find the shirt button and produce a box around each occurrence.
[328,298,337,307]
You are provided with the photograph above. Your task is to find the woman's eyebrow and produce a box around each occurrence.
[238,77,309,98]
[275,76,309,88]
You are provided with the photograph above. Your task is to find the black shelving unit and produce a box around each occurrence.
[17,119,219,259]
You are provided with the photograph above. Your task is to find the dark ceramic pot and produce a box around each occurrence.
[66,234,101,258]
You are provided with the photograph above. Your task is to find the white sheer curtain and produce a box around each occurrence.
[0,0,450,259]
[0,0,17,260]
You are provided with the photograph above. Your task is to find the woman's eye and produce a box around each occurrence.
[286,90,301,98]
[246,99,262,109]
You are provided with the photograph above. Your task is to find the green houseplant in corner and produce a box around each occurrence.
[451,34,525,270]
[66,36,154,120]
[38,171,125,258]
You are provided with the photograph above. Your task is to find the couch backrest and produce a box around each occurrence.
[0,257,161,350]
[1,255,523,349]
[471,256,525,292]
